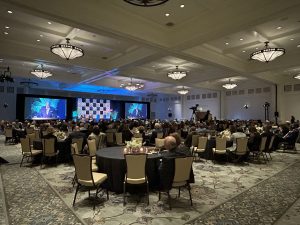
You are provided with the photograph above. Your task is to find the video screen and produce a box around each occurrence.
[77,98,111,121]
[125,102,147,119]
[25,97,67,120]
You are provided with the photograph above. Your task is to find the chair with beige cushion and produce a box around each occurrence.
[252,136,268,163]
[231,137,248,163]
[41,138,58,168]
[157,132,164,139]
[98,133,106,149]
[123,154,149,206]
[191,135,200,148]
[72,138,84,153]
[27,133,36,147]
[72,154,109,210]
[155,138,165,150]
[159,156,193,210]
[265,135,275,161]
[87,139,98,172]
[106,132,115,146]
[4,128,14,143]
[212,137,228,162]
[20,137,42,167]
[193,137,208,161]
[116,132,125,146]
[26,127,34,134]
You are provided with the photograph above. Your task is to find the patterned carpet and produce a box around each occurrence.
[0,135,300,225]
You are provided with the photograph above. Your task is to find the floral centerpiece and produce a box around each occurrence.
[125,139,143,153]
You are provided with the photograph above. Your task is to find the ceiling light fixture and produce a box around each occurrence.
[123,0,169,7]
[225,42,229,45]
[50,38,84,60]
[294,74,300,80]
[5,26,10,29]
[47,21,52,25]
[7,10,13,14]
[165,13,170,16]
[4,32,8,35]
[250,41,285,63]
[0,67,14,83]
[180,4,185,8]
[120,78,144,91]
[31,64,52,79]
[167,66,187,80]
[222,79,237,89]
[177,86,189,95]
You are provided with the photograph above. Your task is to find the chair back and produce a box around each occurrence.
[26,127,34,134]
[268,136,275,150]
[215,137,226,150]
[259,136,267,152]
[157,132,164,139]
[20,137,31,154]
[115,132,123,145]
[236,137,248,155]
[197,137,208,149]
[87,139,97,156]
[34,129,40,139]
[4,128,13,138]
[72,138,83,152]
[73,154,94,186]
[43,138,56,156]
[155,138,165,149]
[192,135,200,147]
[71,143,79,155]
[125,154,147,180]
[173,157,193,183]
[133,133,142,138]
[27,133,36,146]
[106,132,114,144]
[98,134,105,148]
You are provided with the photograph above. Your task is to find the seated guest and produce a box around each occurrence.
[88,125,101,148]
[227,126,246,151]
[121,124,133,142]
[170,132,191,156]
[277,124,299,148]
[184,126,197,148]
[66,126,87,151]
[159,136,194,190]
[149,123,162,144]
[247,126,261,152]
[43,126,58,149]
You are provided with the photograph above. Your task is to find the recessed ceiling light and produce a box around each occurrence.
[180,4,185,8]
[5,26,10,29]
[165,13,170,17]
[290,38,294,41]
[294,74,300,80]
[37,39,40,42]
[40,34,43,37]
[4,32,8,35]
[242,50,246,53]
[297,44,300,48]
[47,21,52,25]
[225,42,229,45]
[256,47,259,50]
[239,38,244,41]
[7,10,13,14]
[276,26,282,30]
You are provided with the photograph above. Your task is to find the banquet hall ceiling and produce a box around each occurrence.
[1,0,300,94]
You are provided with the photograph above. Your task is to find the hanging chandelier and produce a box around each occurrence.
[50,38,84,60]
[120,78,144,91]
[167,66,187,80]
[31,64,52,79]
[0,67,14,83]
[250,41,285,63]
[177,86,189,95]
[123,0,169,7]
[222,79,237,89]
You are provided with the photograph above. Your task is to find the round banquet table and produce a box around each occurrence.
[96,147,161,193]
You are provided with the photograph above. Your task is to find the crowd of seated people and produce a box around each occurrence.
[1,117,299,153]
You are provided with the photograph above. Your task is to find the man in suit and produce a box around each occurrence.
[40,102,57,118]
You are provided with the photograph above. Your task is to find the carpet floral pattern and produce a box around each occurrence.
[0,135,300,225]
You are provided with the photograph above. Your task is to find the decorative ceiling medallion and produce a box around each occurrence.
[123,0,169,7]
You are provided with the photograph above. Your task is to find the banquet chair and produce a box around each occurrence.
[87,139,99,172]
[155,138,165,150]
[212,137,227,162]
[193,137,208,161]
[4,128,14,143]
[27,133,36,147]
[72,138,84,153]
[34,129,40,139]
[191,135,200,148]
[265,136,275,160]
[106,132,115,146]
[98,134,106,149]
[71,143,79,187]
[26,127,34,134]
[41,138,58,168]
[123,154,149,206]
[72,154,109,210]
[232,137,248,163]
[157,132,164,139]
[252,136,267,163]
[158,156,193,210]
[20,137,42,167]
[115,132,125,146]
